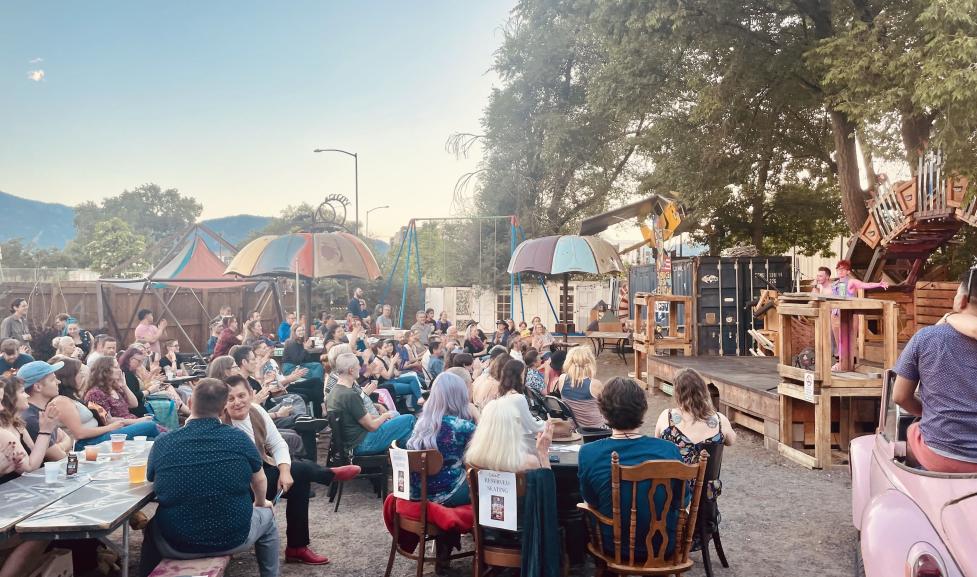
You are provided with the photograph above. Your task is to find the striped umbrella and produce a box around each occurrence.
[506,235,624,338]
[225,232,381,280]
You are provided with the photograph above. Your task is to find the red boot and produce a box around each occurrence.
[285,546,330,565]
[330,465,361,482]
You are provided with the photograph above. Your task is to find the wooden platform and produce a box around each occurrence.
[647,355,781,450]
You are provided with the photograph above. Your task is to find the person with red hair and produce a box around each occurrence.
[831,260,889,371]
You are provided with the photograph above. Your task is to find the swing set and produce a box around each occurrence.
[379,216,561,327]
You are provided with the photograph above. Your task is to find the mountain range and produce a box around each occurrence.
[0,190,273,250]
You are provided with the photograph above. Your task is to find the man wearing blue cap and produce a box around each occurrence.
[19,360,71,457]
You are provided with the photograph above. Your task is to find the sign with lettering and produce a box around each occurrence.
[477,470,517,530]
[804,371,815,402]
[390,446,410,500]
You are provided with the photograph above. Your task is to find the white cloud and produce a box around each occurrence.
[27,69,45,82]
[29,57,43,64]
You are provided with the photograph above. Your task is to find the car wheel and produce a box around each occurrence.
[854,532,866,577]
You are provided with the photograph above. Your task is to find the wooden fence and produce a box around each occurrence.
[0,281,285,355]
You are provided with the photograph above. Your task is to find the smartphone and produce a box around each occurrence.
[549,454,560,463]
[273,488,285,505]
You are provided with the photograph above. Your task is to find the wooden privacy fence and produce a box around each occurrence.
[0,280,284,355]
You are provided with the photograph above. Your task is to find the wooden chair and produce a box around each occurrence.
[696,443,728,577]
[325,410,390,512]
[466,466,528,576]
[577,451,708,576]
[384,445,474,577]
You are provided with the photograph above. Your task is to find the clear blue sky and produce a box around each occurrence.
[0,1,513,237]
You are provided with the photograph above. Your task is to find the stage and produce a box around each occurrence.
[646,355,782,449]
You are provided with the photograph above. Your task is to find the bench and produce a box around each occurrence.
[148,556,231,577]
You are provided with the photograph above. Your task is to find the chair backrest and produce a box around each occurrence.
[542,395,577,425]
[605,450,708,569]
[325,411,349,466]
[698,442,724,482]
[466,465,528,568]
[694,443,724,532]
[390,443,444,534]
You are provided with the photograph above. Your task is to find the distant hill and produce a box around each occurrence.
[199,214,274,249]
[0,190,275,250]
[0,191,76,249]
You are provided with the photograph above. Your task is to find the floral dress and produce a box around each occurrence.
[659,409,724,503]
[525,369,546,394]
[410,416,476,504]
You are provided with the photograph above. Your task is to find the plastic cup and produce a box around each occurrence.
[128,459,147,484]
[133,436,147,451]
[164,367,174,380]
[84,445,100,461]
[110,434,126,453]
[44,461,60,483]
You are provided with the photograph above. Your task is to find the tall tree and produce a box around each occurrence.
[84,218,148,275]
[73,183,202,245]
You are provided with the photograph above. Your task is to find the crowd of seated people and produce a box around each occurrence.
[0,293,754,576]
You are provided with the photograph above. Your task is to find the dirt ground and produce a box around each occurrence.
[119,354,857,577]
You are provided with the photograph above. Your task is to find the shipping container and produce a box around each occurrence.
[671,256,793,355]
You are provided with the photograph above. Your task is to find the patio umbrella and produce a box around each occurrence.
[225,231,381,327]
[225,232,381,280]
[507,235,624,339]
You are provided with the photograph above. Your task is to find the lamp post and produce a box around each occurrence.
[313,148,359,235]
[365,205,389,239]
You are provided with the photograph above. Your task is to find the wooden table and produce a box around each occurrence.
[548,446,586,565]
[584,331,632,363]
[14,440,155,577]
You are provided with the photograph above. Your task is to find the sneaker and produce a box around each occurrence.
[330,465,361,482]
[285,546,330,565]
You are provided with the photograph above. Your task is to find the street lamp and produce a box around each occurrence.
[313,148,359,235]
[365,205,390,239]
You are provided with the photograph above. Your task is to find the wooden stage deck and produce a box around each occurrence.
[647,356,781,449]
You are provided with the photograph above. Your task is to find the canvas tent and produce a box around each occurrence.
[97,225,283,357]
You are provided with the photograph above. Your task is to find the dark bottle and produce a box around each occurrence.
[66,452,78,477]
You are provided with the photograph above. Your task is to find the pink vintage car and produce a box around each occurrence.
[850,371,977,577]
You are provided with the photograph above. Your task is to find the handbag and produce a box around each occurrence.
[144,394,178,430]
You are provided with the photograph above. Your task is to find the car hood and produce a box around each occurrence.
[941,492,977,574]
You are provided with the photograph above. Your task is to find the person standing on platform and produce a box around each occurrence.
[348,287,369,321]
[134,309,168,358]
[811,266,833,296]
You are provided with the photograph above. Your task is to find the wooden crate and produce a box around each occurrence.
[632,293,693,385]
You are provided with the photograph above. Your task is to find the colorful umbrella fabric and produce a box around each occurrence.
[225,232,381,280]
[506,235,624,275]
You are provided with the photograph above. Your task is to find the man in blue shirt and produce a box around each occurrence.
[578,377,682,562]
[348,287,369,320]
[0,338,33,374]
[139,378,280,577]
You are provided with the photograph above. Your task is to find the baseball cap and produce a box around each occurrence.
[18,360,63,387]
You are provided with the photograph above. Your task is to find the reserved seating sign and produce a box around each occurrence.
[390,447,410,500]
[477,470,517,531]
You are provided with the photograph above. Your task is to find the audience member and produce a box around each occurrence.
[410,311,433,346]
[84,356,145,421]
[427,340,445,380]
[48,357,158,449]
[463,323,488,357]
[523,349,545,394]
[556,346,605,429]
[222,375,359,565]
[375,304,394,332]
[543,349,566,394]
[53,336,82,360]
[16,361,71,458]
[531,324,554,353]
[579,377,683,562]
[434,311,451,335]
[65,318,93,360]
[471,352,508,409]
[466,394,553,472]
[214,316,241,358]
[283,324,324,380]
[134,309,167,357]
[278,312,296,343]
[254,340,323,418]
[406,372,476,506]
[0,338,32,375]
[497,359,546,438]
[348,287,369,320]
[326,353,415,456]
[87,335,118,367]
[655,369,736,462]
[0,374,61,478]
[139,378,280,577]
[374,339,425,411]
[893,269,977,473]
[0,298,31,346]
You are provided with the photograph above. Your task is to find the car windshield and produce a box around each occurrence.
[881,370,900,443]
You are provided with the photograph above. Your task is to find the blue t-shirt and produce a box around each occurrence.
[277,321,291,343]
[578,436,682,561]
[148,418,262,553]
[428,356,444,379]
[0,353,33,374]
[894,323,977,463]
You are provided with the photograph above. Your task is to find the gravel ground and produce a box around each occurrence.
[118,355,857,577]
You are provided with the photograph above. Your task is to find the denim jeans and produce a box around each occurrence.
[353,414,416,455]
[389,373,424,408]
[139,507,280,577]
[74,420,161,450]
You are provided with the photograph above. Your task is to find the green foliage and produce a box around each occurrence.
[73,183,202,243]
[244,203,317,244]
[84,218,148,276]
[0,239,79,269]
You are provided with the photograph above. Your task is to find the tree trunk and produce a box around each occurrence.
[900,111,933,175]
[830,109,870,234]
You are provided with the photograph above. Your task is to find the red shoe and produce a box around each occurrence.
[285,546,330,565]
[330,465,361,482]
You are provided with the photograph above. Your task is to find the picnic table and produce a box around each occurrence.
[584,331,632,363]
[7,440,155,577]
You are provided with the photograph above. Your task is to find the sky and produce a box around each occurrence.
[0,1,514,239]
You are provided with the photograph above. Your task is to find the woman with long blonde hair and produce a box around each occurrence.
[556,346,605,429]
[465,394,553,472]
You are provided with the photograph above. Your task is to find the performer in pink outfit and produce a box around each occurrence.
[831,259,889,371]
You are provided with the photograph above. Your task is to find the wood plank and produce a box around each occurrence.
[814,387,832,469]
[779,364,822,383]
[778,305,820,317]
[779,443,817,469]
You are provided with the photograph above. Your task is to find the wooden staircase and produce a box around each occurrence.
[847,152,972,286]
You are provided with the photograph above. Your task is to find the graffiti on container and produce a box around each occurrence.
[701,274,719,284]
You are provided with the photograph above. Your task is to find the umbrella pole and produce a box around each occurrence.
[562,273,569,341]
